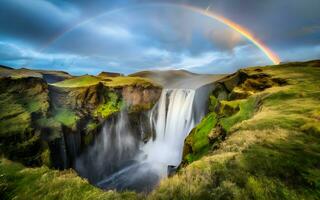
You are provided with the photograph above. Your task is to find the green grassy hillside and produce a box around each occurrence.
[1,61,319,199]
[150,60,320,199]
[0,159,137,200]
[0,66,72,83]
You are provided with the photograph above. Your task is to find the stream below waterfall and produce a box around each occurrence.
[75,84,214,192]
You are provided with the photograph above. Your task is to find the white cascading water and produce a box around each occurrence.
[76,86,210,192]
[142,89,196,168]
[75,112,139,183]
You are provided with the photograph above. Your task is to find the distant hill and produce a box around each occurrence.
[98,71,123,78]
[130,69,195,81]
[130,69,226,88]
[0,66,73,83]
[0,65,13,70]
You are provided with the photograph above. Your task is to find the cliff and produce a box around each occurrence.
[153,60,320,199]
[2,61,320,199]
[0,77,49,166]
[0,70,162,169]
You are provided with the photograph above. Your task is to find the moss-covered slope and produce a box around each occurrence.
[0,77,50,166]
[151,60,320,200]
[0,159,138,200]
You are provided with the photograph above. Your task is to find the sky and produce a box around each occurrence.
[0,0,319,75]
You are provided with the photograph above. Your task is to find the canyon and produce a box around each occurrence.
[1,60,320,199]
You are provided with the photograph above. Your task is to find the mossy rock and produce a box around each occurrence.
[211,83,229,100]
[0,77,50,166]
[218,100,241,117]
[183,112,218,164]
[229,87,252,100]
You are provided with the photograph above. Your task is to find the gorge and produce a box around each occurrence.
[1,61,320,199]
[0,65,223,193]
[75,76,218,192]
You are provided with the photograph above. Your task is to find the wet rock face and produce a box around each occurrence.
[49,83,108,116]
[0,76,49,97]
[49,83,162,116]
[122,86,162,109]
[47,84,162,169]
[0,73,162,169]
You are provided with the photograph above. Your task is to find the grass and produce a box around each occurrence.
[0,77,49,165]
[52,75,101,88]
[2,60,320,199]
[0,159,138,200]
[149,60,320,199]
[183,93,258,164]
[95,92,124,118]
[53,108,79,128]
[184,112,218,163]
[52,75,158,88]
[0,84,48,137]
[219,96,258,132]
[103,76,158,88]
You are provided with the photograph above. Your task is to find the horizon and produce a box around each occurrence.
[3,59,319,77]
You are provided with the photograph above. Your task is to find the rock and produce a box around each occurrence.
[122,86,161,111]
[208,125,225,144]
[217,70,248,92]
[0,71,162,169]
[211,83,229,100]
[0,77,50,166]
[218,102,240,117]
[229,88,251,100]
[49,83,108,116]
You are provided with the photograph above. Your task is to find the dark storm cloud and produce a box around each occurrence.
[0,0,79,46]
[0,0,319,74]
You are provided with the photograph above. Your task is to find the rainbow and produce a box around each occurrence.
[181,4,281,64]
[37,3,280,65]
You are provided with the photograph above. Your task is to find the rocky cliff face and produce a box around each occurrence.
[0,73,162,169]
[0,77,50,166]
[49,83,107,116]
[122,86,161,111]
[47,83,161,168]
[182,68,288,165]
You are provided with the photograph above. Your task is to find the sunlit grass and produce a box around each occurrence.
[94,92,124,118]
[0,159,138,200]
[152,61,320,199]
[52,75,159,88]
[53,108,79,128]
[52,75,101,87]
[184,112,218,163]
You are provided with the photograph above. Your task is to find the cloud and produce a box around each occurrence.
[154,52,225,70]
[0,0,79,46]
[0,0,319,75]
[205,28,244,51]
[0,42,27,61]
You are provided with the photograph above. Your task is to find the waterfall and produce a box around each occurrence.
[76,87,211,192]
[143,89,196,167]
[75,112,140,183]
